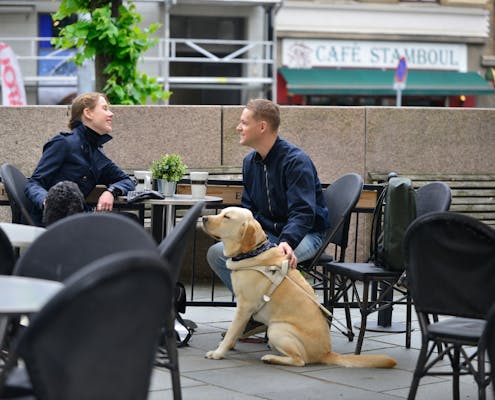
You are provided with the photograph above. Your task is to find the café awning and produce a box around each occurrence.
[279,67,494,96]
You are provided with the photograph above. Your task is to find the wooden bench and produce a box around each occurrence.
[369,173,495,227]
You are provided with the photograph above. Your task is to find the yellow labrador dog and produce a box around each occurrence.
[202,206,396,368]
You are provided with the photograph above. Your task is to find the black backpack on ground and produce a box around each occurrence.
[370,173,417,271]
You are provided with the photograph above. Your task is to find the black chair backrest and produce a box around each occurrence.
[14,213,158,281]
[15,250,172,400]
[405,212,495,319]
[158,201,205,285]
[300,173,363,269]
[0,227,15,276]
[485,303,495,398]
[415,181,451,217]
[0,163,34,226]
[325,173,364,249]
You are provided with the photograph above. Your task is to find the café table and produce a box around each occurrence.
[0,275,63,375]
[0,223,45,248]
[0,275,63,316]
[144,194,223,243]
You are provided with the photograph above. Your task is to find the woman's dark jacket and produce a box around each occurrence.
[25,121,135,225]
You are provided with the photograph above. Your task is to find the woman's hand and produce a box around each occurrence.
[278,241,297,269]
[96,191,114,212]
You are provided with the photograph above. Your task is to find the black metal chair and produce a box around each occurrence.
[0,228,15,276]
[323,180,452,354]
[297,173,364,304]
[0,250,179,400]
[0,227,16,355]
[0,164,34,226]
[415,181,452,217]
[485,303,495,399]
[13,212,158,281]
[4,213,160,374]
[404,212,495,400]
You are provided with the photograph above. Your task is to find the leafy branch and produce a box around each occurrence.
[52,0,171,104]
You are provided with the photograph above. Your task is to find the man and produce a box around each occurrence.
[25,92,135,226]
[207,99,330,337]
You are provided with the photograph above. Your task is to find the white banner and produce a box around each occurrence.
[0,42,27,105]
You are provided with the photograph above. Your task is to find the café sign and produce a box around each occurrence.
[282,39,467,72]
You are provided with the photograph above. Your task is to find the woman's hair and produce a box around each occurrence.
[68,92,108,129]
[246,99,280,132]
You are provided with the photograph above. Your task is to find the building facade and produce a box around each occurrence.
[0,0,280,105]
[276,0,495,107]
[0,0,494,107]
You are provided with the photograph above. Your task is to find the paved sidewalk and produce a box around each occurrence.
[148,290,493,400]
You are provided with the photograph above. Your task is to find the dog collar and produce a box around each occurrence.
[232,241,277,262]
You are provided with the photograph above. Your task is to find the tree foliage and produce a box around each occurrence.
[52,0,171,104]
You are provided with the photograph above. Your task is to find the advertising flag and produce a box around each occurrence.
[0,42,27,105]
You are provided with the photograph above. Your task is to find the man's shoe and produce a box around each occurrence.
[221,318,266,339]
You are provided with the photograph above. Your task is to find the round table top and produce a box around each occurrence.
[0,222,46,247]
[0,276,63,315]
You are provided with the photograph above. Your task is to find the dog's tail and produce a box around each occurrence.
[322,352,396,369]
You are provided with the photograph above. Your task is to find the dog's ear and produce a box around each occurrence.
[239,220,259,253]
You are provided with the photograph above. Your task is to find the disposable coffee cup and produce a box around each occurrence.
[190,171,208,199]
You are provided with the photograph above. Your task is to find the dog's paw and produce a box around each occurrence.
[205,349,225,360]
[261,354,274,364]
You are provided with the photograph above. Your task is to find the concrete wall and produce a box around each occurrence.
[1,105,493,273]
[3,105,492,180]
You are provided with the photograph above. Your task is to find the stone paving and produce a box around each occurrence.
[148,287,493,400]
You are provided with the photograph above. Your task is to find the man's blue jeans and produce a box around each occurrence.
[206,231,326,293]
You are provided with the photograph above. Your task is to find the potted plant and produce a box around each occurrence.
[150,153,187,196]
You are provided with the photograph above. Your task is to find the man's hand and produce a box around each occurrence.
[278,241,297,269]
[96,191,114,212]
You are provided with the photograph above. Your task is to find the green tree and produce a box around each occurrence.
[52,0,171,104]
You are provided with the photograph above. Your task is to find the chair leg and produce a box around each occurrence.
[341,281,354,342]
[407,339,430,400]
[322,272,329,307]
[453,346,460,400]
[163,319,182,400]
[430,314,444,355]
[355,281,370,355]
[326,272,335,325]
[406,291,412,349]
[476,344,486,400]
[327,273,355,341]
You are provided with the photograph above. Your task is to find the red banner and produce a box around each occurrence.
[0,42,27,105]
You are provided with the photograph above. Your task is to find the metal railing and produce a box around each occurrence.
[181,184,382,307]
[0,36,275,91]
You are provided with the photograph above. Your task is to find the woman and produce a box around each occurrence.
[25,92,135,226]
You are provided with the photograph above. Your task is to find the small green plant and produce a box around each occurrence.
[150,154,187,182]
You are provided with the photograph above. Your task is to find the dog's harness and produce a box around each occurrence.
[229,240,290,303]
[232,259,290,303]
[229,240,353,336]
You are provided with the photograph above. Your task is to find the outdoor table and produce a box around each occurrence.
[0,275,63,316]
[0,223,45,248]
[145,194,223,243]
[0,275,63,380]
